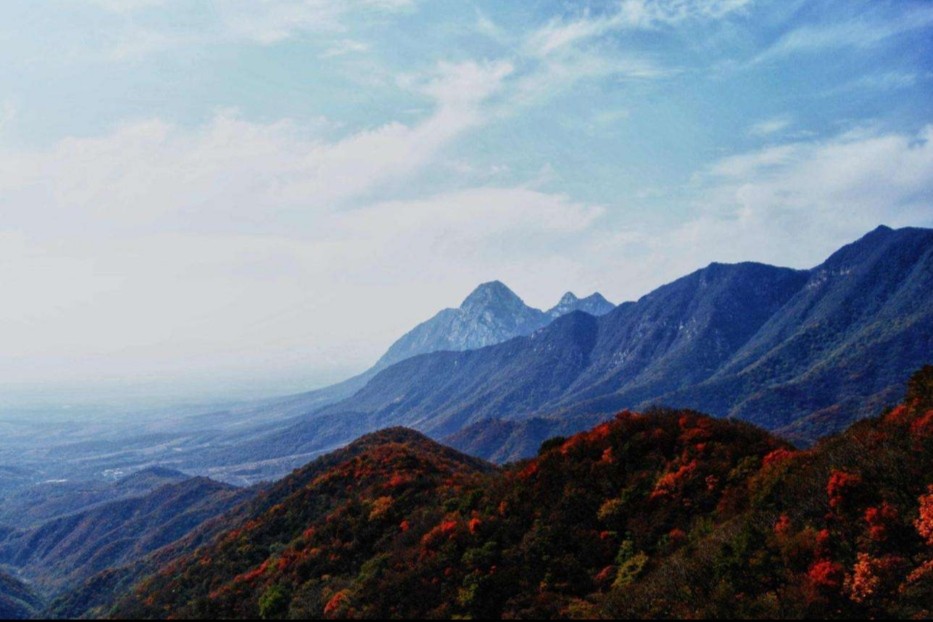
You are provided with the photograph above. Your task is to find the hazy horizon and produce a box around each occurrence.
[2,0,932,398]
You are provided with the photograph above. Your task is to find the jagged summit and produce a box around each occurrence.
[374,281,613,370]
[460,281,528,313]
[547,291,614,318]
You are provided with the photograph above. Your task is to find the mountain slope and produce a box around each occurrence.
[0,476,253,591]
[289,226,933,459]
[310,262,808,439]
[113,410,782,619]
[658,225,933,440]
[0,572,41,620]
[0,466,189,530]
[213,282,616,442]
[111,368,933,619]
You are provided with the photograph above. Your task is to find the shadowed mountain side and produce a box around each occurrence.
[0,466,190,530]
[0,572,41,620]
[0,477,254,592]
[180,282,616,449]
[443,414,613,464]
[309,262,807,436]
[274,226,933,460]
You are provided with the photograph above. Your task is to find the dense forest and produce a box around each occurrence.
[104,367,933,619]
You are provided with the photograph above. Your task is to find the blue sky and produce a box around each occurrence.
[1,0,932,399]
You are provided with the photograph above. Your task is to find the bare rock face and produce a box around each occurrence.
[374,281,614,369]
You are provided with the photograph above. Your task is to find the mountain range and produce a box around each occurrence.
[102,367,933,619]
[263,283,615,417]
[0,474,253,592]
[221,225,932,467]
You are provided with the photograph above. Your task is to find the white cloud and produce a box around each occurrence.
[672,125,933,268]
[85,0,416,57]
[0,60,511,233]
[527,0,754,57]
[755,5,933,62]
[748,115,793,137]
[320,39,369,58]
[0,58,612,390]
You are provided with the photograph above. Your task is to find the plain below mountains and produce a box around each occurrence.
[230,225,932,465]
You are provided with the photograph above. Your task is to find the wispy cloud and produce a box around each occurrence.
[87,0,417,57]
[748,115,793,137]
[526,0,754,57]
[754,4,933,63]
[320,39,369,58]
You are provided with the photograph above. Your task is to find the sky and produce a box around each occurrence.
[1,0,932,401]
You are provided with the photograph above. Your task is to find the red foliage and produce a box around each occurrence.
[323,590,349,616]
[883,404,909,424]
[399,520,410,533]
[864,502,899,542]
[519,462,539,480]
[439,519,458,535]
[420,515,461,549]
[594,565,615,586]
[826,470,862,511]
[387,473,412,488]
[233,560,269,584]
[468,518,482,535]
[763,447,796,468]
[774,514,792,537]
[815,529,832,556]
[910,410,933,439]
[650,460,698,500]
[808,559,845,591]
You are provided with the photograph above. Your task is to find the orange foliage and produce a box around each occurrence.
[847,552,881,603]
[846,553,903,603]
[323,590,350,616]
[233,560,269,584]
[387,473,412,488]
[650,460,698,500]
[915,485,933,546]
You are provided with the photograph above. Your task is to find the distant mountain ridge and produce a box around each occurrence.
[263,282,615,417]
[375,281,615,370]
[238,225,932,465]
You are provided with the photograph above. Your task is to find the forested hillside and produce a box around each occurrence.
[111,367,933,619]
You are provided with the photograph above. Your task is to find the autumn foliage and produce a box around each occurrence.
[114,367,933,619]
